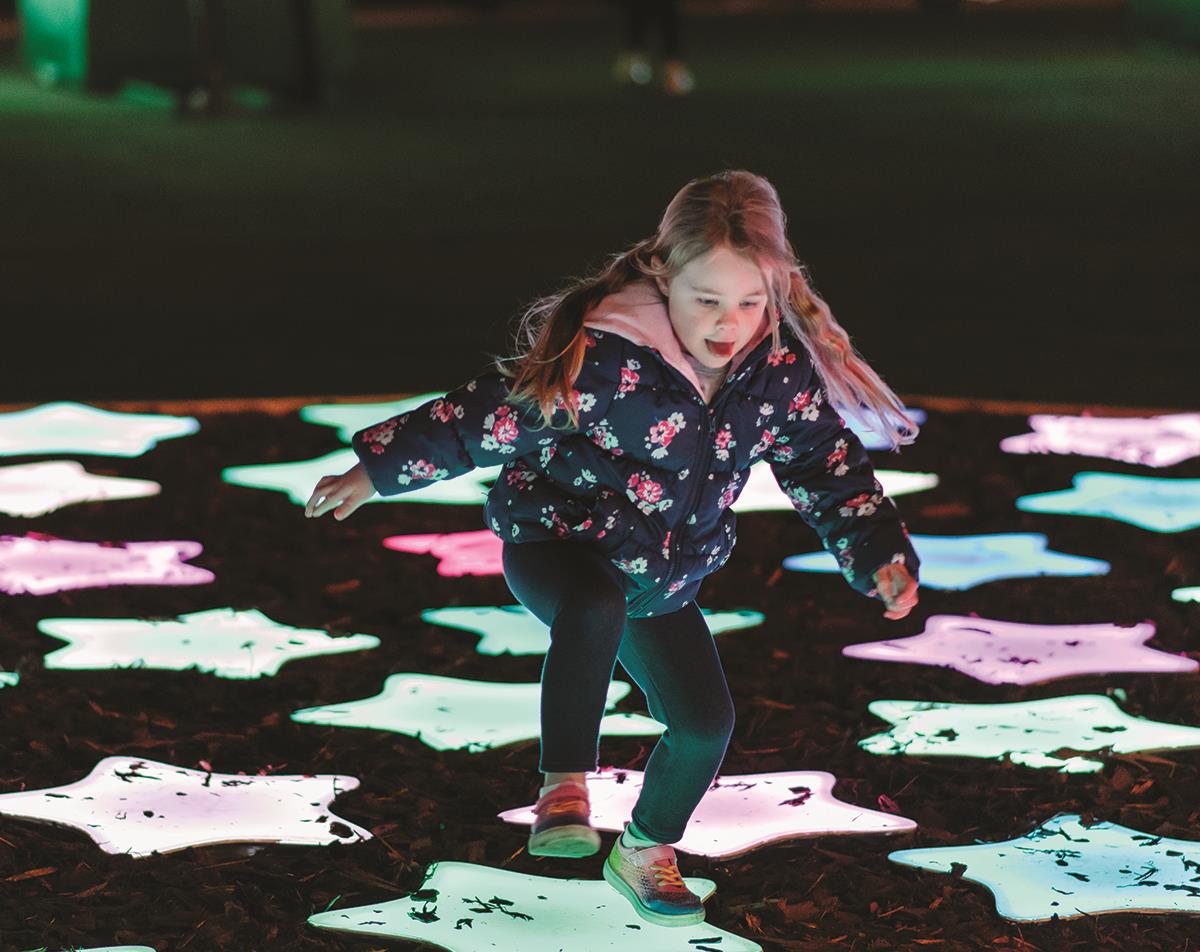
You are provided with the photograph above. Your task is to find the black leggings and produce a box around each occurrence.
[502,540,734,844]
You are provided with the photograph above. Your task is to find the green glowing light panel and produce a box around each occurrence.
[0,461,160,517]
[291,674,662,752]
[891,813,1200,921]
[309,861,761,950]
[0,402,198,456]
[860,694,1200,773]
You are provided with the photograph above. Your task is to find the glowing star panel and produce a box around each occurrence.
[308,861,761,951]
[67,947,156,951]
[0,461,160,517]
[843,615,1197,685]
[1174,587,1200,604]
[838,405,928,451]
[783,533,1110,591]
[1017,473,1200,533]
[1000,412,1200,468]
[1,671,18,688]
[291,674,663,752]
[860,694,1200,773]
[0,402,198,457]
[422,605,765,656]
[38,608,380,679]
[732,464,938,513]
[299,394,446,444]
[223,449,499,507]
[890,813,1200,922]
[499,767,915,858]
[0,535,214,596]
[383,530,503,576]
[0,757,371,857]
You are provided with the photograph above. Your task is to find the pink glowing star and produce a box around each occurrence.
[0,534,214,595]
[843,614,1198,685]
[383,529,503,576]
[499,766,916,858]
[1000,413,1200,468]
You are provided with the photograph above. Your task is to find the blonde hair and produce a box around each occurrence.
[499,170,918,447]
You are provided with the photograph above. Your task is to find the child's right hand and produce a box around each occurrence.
[305,463,376,521]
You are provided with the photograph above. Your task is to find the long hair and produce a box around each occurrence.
[498,170,918,446]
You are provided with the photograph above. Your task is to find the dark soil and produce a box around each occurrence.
[1,403,1198,951]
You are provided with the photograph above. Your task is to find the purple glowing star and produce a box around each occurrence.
[1000,413,1200,468]
[843,615,1197,685]
[0,534,214,595]
[383,530,503,576]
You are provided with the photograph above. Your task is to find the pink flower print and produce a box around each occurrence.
[767,347,797,367]
[646,412,686,460]
[661,531,672,560]
[481,406,520,455]
[838,491,881,518]
[786,483,815,513]
[749,428,777,460]
[826,438,849,476]
[617,359,641,398]
[553,389,597,414]
[627,472,672,515]
[360,417,401,453]
[429,400,463,424]
[614,556,649,575]
[712,425,736,462]
[789,388,822,422]
[396,458,449,486]
[505,463,536,491]
[666,575,690,596]
[585,332,598,349]
[771,443,796,464]
[717,472,743,510]
[590,422,623,456]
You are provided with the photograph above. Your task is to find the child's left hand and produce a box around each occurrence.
[873,562,919,620]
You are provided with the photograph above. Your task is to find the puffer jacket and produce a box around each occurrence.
[352,279,919,617]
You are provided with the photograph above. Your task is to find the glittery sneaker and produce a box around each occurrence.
[602,837,705,926]
[527,780,601,858]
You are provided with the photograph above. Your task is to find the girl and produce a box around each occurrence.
[305,170,920,928]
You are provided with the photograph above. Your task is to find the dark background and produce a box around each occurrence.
[1,0,1196,408]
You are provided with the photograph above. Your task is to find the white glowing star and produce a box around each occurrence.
[860,694,1200,773]
[843,615,1197,685]
[0,757,371,857]
[223,449,500,507]
[291,673,663,752]
[890,813,1200,921]
[0,535,214,595]
[421,605,765,656]
[732,464,938,513]
[37,608,380,679]
[499,767,915,858]
[1000,413,1200,468]
[784,533,1110,590]
[383,530,503,576]
[1174,587,1200,604]
[839,404,927,451]
[308,861,761,950]
[299,394,446,443]
[0,461,160,517]
[0,402,198,457]
[1,670,18,689]
[1017,472,1200,533]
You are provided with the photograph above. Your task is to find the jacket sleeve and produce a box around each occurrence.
[766,360,920,598]
[351,347,620,497]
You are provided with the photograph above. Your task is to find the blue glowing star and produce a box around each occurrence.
[299,394,446,444]
[1017,473,1200,533]
[0,402,198,457]
[890,813,1200,922]
[309,861,761,950]
[291,674,662,752]
[223,449,499,506]
[421,605,765,656]
[1174,587,1200,604]
[783,533,1109,591]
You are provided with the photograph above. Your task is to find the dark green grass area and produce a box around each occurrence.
[1,6,1197,405]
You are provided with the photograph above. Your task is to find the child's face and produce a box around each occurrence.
[654,246,770,369]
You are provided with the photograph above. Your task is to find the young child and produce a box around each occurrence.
[305,170,920,928]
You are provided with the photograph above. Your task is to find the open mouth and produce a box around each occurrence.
[705,339,736,359]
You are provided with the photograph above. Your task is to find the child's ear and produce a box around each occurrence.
[649,255,670,297]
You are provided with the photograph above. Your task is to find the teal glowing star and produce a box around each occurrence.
[1,671,18,689]
[783,533,1109,591]
[0,402,198,457]
[1017,472,1200,533]
[0,461,160,517]
[222,448,499,506]
[308,861,761,950]
[890,813,1200,922]
[860,694,1200,773]
[1174,587,1200,604]
[299,394,446,444]
[421,605,765,656]
[62,947,156,951]
[291,674,662,752]
[37,608,380,679]
[731,464,938,513]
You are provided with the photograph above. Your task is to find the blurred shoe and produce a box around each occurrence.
[527,779,601,857]
[613,50,653,86]
[662,60,695,96]
[602,835,705,926]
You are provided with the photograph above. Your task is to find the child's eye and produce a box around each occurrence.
[740,301,759,309]
[698,298,718,307]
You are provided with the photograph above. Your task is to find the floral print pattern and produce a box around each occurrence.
[646,412,687,459]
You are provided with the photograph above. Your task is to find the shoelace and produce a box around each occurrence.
[650,859,687,892]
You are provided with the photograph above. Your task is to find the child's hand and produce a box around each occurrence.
[305,463,376,521]
[872,562,919,620]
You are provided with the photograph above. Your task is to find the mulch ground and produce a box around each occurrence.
[1,400,1197,951]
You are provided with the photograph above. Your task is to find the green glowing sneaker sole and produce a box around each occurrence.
[528,823,601,857]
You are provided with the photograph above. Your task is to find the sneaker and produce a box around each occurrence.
[603,837,705,926]
[527,780,601,858]
[661,60,695,96]
[613,51,653,86]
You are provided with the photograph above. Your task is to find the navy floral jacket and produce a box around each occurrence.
[352,319,918,617]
